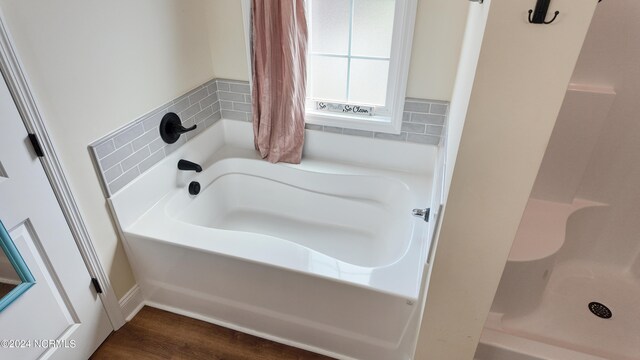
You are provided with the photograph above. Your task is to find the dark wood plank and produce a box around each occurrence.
[0,282,16,299]
[90,306,335,360]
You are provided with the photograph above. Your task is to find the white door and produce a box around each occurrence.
[0,71,112,359]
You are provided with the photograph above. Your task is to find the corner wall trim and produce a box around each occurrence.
[0,9,126,329]
[119,284,144,322]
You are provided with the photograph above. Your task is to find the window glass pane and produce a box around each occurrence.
[310,0,350,55]
[348,59,389,106]
[351,0,396,58]
[309,55,348,102]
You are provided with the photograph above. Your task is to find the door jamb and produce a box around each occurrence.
[0,10,125,329]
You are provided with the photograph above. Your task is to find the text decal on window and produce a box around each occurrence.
[315,101,374,116]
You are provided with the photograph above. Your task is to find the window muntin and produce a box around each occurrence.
[307,0,396,108]
[303,0,416,134]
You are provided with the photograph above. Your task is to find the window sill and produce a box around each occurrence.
[305,110,401,135]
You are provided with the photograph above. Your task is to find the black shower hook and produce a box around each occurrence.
[528,0,559,25]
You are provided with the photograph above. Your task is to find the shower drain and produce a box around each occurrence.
[588,302,612,319]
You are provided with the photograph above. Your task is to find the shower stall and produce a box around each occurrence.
[476,1,640,359]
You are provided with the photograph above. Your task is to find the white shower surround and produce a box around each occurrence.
[474,202,640,360]
[474,83,633,360]
[109,119,437,360]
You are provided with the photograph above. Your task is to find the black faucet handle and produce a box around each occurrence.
[160,112,197,144]
[175,124,197,134]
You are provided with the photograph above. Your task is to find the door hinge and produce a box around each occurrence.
[28,133,45,157]
[91,277,103,294]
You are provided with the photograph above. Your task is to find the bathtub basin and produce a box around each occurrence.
[169,159,413,269]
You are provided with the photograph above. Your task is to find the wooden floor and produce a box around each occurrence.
[0,282,16,298]
[90,306,334,360]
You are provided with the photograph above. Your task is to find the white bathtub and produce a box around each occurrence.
[110,120,437,360]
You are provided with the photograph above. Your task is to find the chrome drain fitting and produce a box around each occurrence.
[588,301,612,319]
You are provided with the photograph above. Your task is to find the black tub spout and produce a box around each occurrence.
[178,159,202,172]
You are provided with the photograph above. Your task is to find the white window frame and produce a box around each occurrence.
[241,0,417,134]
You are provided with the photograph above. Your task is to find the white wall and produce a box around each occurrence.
[206,0,250,82]
[441,2,488,199]
[530,85,615,203]
[573,0,640,206]
[415,0,597,358]
[407,0,469,100]
[570,1,640,269]
[523,0,640,275]
[0,0,214,298]
[206,0,469,101]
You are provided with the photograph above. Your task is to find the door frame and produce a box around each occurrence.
[0,11,124,329]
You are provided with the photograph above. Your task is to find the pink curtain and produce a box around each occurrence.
[251,0,308,164]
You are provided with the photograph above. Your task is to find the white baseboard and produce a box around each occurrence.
[119,284,144,322]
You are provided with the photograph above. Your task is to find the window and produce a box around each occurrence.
[240,0,416,134]
[305,0,417,133]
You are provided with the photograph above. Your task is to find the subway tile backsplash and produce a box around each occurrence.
[89,78,223,196]
[90,78,449,196]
